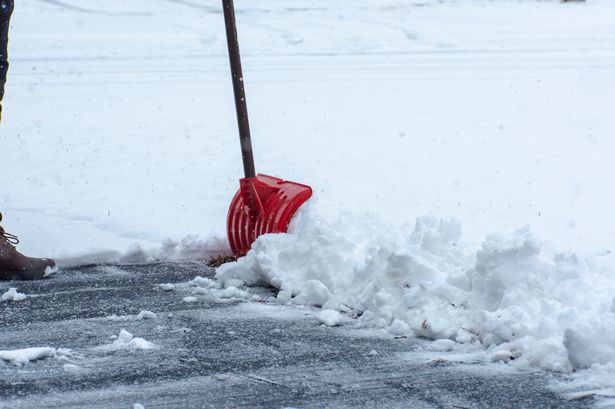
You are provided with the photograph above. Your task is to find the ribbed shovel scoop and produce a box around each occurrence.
[227,174,312,257]
[221,0,312,258]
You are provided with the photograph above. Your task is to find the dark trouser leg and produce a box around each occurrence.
[0,0,56,279]
[1,0,14,115]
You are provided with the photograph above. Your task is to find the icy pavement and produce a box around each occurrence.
[0,263,594,408]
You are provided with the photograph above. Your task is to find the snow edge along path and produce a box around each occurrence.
[215,205,615,403]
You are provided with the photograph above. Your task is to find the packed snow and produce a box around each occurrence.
[1,0,614,405]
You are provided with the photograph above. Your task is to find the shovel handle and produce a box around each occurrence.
[222,0,256,179]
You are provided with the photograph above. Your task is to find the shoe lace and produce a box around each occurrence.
[0,226,20,245]
[0,212,20,245]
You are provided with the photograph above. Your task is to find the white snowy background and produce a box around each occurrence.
[1,0,615,404]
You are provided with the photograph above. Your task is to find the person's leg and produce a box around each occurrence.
[0,0,14,120]
[0,1,56,280]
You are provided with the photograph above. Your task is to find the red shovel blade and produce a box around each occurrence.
[227,174,312,258]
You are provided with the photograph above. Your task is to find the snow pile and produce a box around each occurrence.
[1,288,27,302]
[98,329,156,351]
[217,207,615,377]
[0,347,68,366]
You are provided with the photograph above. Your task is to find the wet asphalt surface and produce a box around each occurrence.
[0,263,593,409]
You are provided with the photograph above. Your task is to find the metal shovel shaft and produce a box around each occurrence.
[222,0,256,179]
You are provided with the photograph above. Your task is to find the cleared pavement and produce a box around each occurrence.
[0,263,593,408]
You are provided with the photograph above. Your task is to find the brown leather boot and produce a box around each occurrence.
[0,212,56,280]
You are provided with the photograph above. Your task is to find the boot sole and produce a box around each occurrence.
[0,266,57,281]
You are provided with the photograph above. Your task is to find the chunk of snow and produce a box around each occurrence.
[159,283,175,291]
[317,310,343,327]
[223,278,245,288]
[190,276,215,288]
[192,287,210,295]
[564,319,615,369]
[183,296,198,303]
[136,311,157,320]
[293,280,332,307]
[389,319,411,336]
[220,286,249,299]
[43,266,58,278]
[98,329,156,351]
[1,288,27,302]
[0,347,65,366]
[428,339,457,352]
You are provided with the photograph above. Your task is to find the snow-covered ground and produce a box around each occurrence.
[2,0,615,405]
[3,0,614,259]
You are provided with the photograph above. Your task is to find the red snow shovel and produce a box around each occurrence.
[222,0,312,258]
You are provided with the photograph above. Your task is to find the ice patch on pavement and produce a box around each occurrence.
[0,347,69,366]
[97,329,156,351]
[216,206,615,398]
[1,288,27,302]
